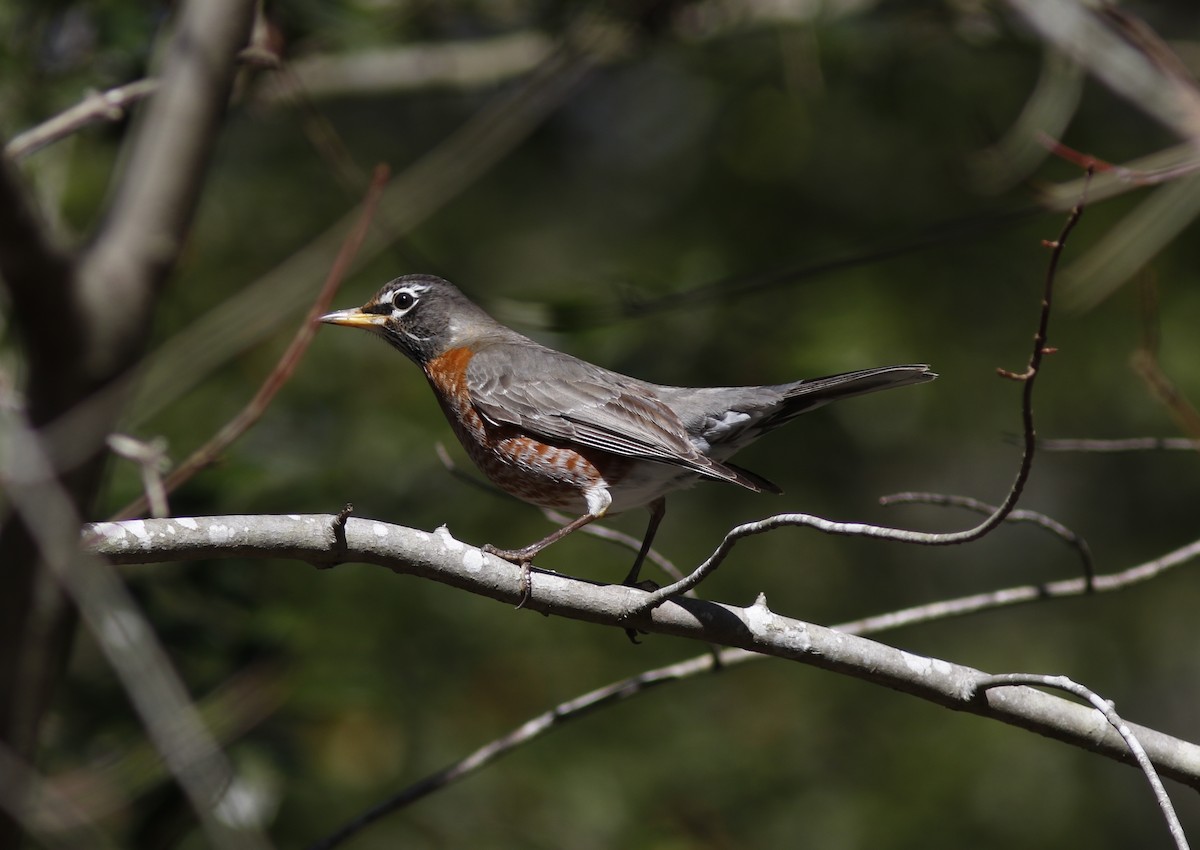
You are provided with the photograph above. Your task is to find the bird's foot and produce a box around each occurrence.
[483,543,536,609]
[515,561,533,610]
[482,542,540,564]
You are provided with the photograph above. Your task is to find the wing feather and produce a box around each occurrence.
[464,344,771,491]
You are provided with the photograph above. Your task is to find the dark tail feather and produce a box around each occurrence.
[776,364,936,423]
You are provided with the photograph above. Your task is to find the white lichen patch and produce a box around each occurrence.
[88,522,129,547]
[176,517,199,530]
[744,602,812,650]
[930,658,953,677]
[435,525,463,552]
[462,548,484,573]
[287,514,302,521]
[901,650,933,677]
[372,522,390,538]
[207,523,235,544]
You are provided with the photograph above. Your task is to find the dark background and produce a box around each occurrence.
[4,1,1199,847]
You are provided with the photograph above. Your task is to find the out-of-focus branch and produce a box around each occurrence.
[41,663,287,829]
[85,513,1200,796]
[4,80,160,160]
[971,49,1084,194]
[1131,276,1200,439]
[77,0,258,378]
[1005,0,1200,142]
[0,1,258,846]
[4,415,269,849]
[260,0,877,104]
[261,32,558,102]
[0,743,117,850]
[1039,436,1200,452]
[128,15,611,426]
[111,164,391,521]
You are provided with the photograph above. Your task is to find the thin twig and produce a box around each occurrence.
[5,80,160,160]
[975,673,1189,850]
[1131,276,1200,439]
[5,416,269,850]
[106,434,171,518]
[1038,132,1200,188]
[303,531,1200,849]
[306,655,708,850]
[633,173,1092,613]
[110,164,390,521]
[0,743,119,850]
[1039,436,1200,452]
[879,491,1094,589]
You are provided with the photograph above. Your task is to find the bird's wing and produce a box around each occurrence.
[464,343,773,492]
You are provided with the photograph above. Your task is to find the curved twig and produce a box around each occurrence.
[631,172,1092,614]
[879,491,1094,589]
[975,673,1189,850]
[242,517,1200,850]
[110,165,390,521]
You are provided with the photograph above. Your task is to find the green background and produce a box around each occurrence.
[4,1,1199,847]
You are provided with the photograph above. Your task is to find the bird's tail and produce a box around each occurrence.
[773,364,936,426]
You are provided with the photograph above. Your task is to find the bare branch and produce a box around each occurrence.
[4,418,270,849]
[77,0,258,378]
[1039,436,1200,452]
[106,435,171,518]
[0,2,259,846]
[316,530,1200,847]
[43,663,287,826]
[4,80,160,160]
[879,491,1094,588]
[127,17,608,427]
[1004,0,1200,141]
[976,674,1190,850]
[1132,275,1200,439]
[110,164,391,521]
[0,743,118,850]
[261,32,558,101]
[307,652,714,850]
[634,183,1090,610]
[84,513,1200,794]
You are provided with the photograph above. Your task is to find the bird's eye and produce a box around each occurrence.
[392,290,415,312]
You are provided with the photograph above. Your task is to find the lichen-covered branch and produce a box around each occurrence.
[87,514,1200,791]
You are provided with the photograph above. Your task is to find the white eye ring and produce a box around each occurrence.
[391,289,417,313]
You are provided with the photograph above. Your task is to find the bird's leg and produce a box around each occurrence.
[483,510,602,566]
[488,513,600,609]
[622,497,666,587]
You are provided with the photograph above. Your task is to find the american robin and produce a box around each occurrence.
[320,274,935,585]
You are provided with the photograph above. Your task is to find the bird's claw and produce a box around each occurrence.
[483,543,536,609]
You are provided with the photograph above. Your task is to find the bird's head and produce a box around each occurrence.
[320,274,494,365]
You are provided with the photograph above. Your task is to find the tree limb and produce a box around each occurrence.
[86,514,1200,791]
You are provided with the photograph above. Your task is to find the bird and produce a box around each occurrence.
[320,274,935,586]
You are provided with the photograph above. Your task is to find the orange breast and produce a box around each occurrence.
[423,346,629,511]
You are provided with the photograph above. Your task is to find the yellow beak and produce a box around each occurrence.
[319,308,387,329]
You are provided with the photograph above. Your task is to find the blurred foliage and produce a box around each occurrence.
[4,0,1200,848]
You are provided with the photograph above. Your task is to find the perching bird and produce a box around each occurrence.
[321,274,935,585]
